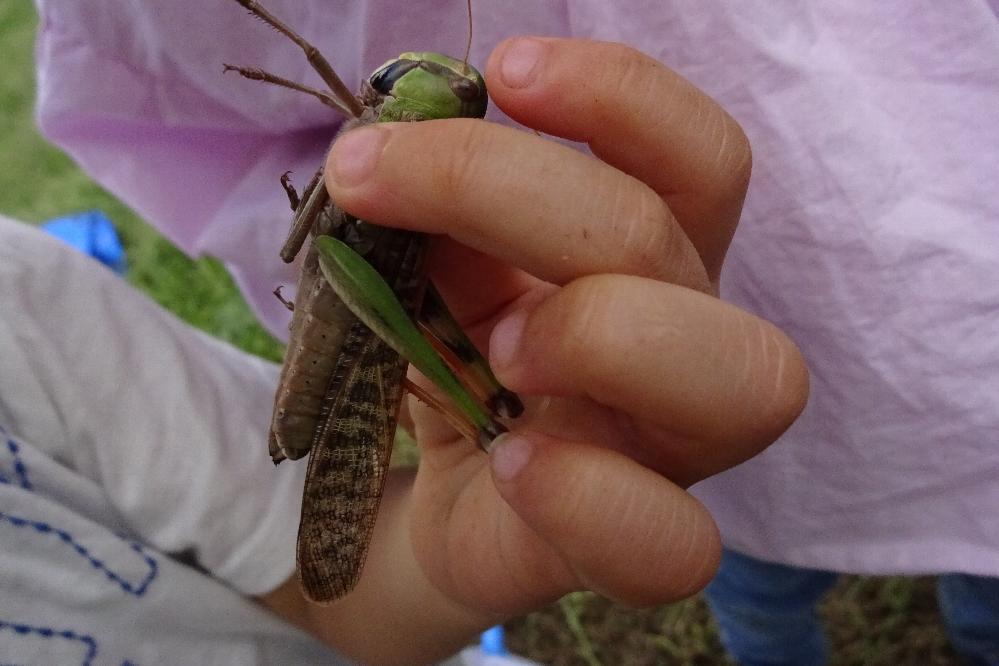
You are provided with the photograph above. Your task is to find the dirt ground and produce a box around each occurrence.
[505,576,957,665]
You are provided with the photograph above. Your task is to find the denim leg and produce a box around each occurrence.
[705,548,840,666]
[937,574,999,665]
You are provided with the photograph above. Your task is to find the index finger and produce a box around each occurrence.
[487,38,751,281]
[326,38,747,294]
[325,119,711,295]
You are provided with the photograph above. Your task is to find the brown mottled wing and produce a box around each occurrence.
[296,226,428,603]
[296,323,407,602]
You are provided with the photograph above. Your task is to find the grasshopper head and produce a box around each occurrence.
[368,52,488,121]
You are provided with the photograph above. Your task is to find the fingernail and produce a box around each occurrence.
[489,309,528,371]
[490,433,533,482]
[328,126,389,187]
[500,38,546,89]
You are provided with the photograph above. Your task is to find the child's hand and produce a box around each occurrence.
[268,37,808,665]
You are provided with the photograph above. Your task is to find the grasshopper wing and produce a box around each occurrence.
[295,226,427,603]
[296,322,408,602]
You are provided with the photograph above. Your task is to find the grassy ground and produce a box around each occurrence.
[0,2,959,663]
[505,576,955,665]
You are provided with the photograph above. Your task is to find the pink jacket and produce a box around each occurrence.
[34,0,999,576]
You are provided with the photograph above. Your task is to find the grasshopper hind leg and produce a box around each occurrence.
[418,283,524,419]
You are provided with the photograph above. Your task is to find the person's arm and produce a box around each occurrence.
[256,37,807,666]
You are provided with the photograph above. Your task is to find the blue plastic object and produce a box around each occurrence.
[461,625,541,665]
[41,210,126,274]
[480,626,507,657]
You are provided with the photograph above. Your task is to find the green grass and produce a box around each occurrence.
[0,0,282,362]
[0,2,960,663]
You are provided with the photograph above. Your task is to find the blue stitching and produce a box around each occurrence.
[1,426,154,665]
[0,511,158,596]
[0,423,158,594]
[0,619,98,666]
[0,425,32,490]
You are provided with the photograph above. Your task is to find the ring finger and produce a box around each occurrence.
[488,273,810,485]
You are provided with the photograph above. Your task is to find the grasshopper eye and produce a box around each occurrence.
[449,77,482,103]
[369,59,419,95]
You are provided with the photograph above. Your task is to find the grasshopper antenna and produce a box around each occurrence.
[462,0,473,74]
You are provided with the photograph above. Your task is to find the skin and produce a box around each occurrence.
[258,37,809,666]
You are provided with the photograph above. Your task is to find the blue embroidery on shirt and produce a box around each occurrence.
[0,423,159,596]
[0,425,32,490]
[0,510,158,596]
[0,619,98,665]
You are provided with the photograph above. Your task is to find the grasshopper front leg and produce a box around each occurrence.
[280,170,328,263]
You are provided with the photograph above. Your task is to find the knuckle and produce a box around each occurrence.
[551,276,619,367]
[667,96,753,206]
[714,113,753,201]
[595,43,664,116]
[597,40,753,204]
[743,318,810,437]
[606,181,710,291]
[603,41,659,87]
[685,99,753,206]
[616,185,686,280]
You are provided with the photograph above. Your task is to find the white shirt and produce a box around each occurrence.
[0,217,345,664]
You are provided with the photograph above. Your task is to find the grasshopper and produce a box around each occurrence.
[224,0,522,602]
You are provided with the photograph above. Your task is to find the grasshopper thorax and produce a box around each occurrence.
[367,52,487,121]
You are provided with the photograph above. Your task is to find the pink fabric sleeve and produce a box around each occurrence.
[33,0,999,577]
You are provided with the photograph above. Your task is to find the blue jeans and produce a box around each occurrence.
[705,548,999,666]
